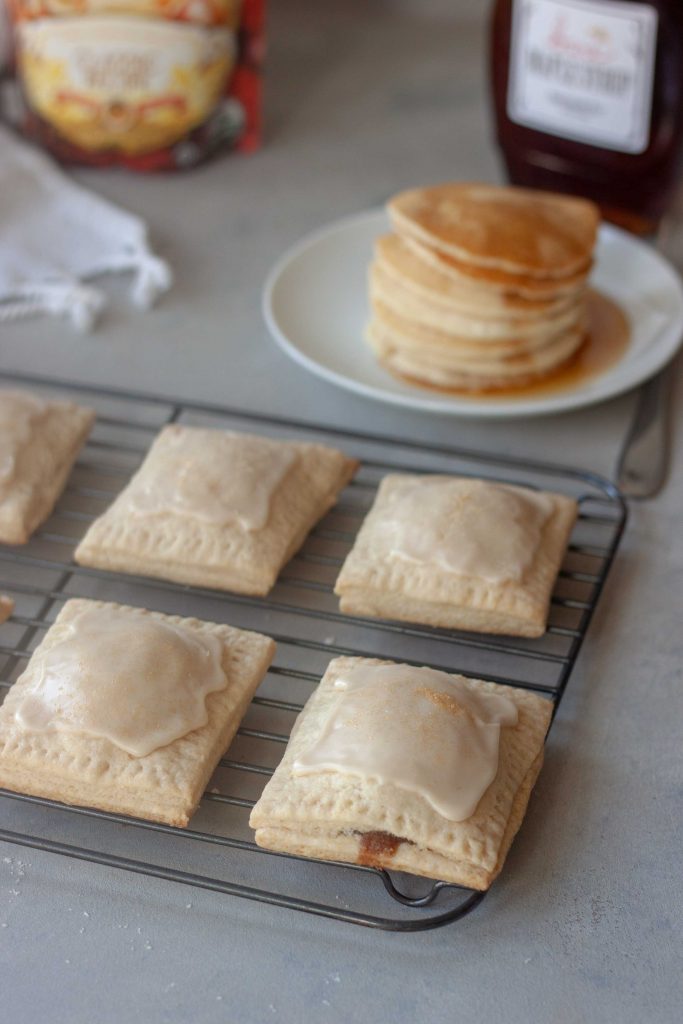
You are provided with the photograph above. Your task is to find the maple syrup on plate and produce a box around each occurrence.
[393,290,630,401]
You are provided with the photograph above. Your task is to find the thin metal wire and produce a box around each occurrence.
[0,371,627,930]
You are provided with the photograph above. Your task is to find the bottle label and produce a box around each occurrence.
[507,0,658,153]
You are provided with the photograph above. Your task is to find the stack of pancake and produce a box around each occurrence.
[367,183,600,392]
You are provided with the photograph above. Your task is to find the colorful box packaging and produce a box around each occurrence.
[6,0,264,169]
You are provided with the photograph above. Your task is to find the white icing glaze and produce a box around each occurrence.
[385,476,554,583]
[293,663,518,821]
[14,606,228,757]
[126,426,297,531]
[0,390,48,487]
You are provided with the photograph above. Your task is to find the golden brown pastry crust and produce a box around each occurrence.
[0,392,94,545]
[334,474,578,637]
[250,656,552,890]
[0,598,276,826]
[74,425,358,596]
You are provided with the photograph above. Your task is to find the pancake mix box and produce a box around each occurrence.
[5,0,264,169]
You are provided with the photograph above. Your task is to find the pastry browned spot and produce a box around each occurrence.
[0,596,14,625]
[357,830,404,867]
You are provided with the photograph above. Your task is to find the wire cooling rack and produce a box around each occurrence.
[0,370,627,931]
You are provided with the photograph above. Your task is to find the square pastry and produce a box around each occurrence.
[249,657,552,890]
[0,389,95,544]
[334,474,577,637]
[75,425,358,595]
[0,598,276,826]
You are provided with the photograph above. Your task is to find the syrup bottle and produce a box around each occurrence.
[491,0,683,234]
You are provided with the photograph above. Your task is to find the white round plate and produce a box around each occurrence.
[263,210,683,418]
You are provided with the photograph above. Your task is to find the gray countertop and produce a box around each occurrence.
[1,2,682,1021]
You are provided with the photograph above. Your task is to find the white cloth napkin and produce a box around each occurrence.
[0,126,172,331]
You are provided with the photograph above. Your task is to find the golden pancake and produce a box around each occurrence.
[374,234,579,317]
[366,182,599,394]
[373,348,581,392]
[367,320,586,392]
[404,236,591,300]
[369,298,585,362]
[367,310,586,377]
[389,183,599,279]
[370,263,585,343]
